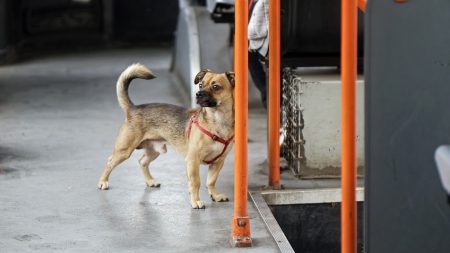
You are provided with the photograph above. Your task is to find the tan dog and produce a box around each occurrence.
[97,64,235,209]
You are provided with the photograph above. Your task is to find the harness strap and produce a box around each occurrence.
[187,111,234,164]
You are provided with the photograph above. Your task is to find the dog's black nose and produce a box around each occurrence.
[196,91,207,98]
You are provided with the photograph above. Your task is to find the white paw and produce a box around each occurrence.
[146,180,161,188]
[191,200,205,209]
[97,180,109,190]
[211,194,229,202]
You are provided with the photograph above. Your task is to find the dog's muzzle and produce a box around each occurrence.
[196,90,217,107]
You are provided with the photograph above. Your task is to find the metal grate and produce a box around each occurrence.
[281,68,306,176]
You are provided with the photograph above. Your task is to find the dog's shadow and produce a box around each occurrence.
[98,187,164,237]
[0,145,36,180]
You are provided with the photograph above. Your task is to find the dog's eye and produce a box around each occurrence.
[199,83,203,89]
[212,84,221,91]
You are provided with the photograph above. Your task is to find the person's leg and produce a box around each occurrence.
[248,51,267,108]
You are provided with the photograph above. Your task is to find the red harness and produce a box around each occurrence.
[187,111,234,164]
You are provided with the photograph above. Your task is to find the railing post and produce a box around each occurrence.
[268,0,281,189]
[341,0,358,252]
[231,0,252,247]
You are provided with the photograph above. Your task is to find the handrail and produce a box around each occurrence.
[231,0,252,247]
[341,0,358,252]
[250,0,361,250]
[267,0,362,188]
[268,0,281,189]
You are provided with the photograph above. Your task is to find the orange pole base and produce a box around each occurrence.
[358,0,366,12]
[230,216,252,247]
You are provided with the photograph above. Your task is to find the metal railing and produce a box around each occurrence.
[231,0,252,247]
[341,0,359,251]
[268,0,282,189]
[232,0,366,250]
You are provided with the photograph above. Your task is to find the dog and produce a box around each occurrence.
[97,64,235,209]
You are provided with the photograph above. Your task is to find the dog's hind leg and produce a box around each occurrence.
[98,151,132,190]
[139,141,167,187]
[98,125,142,190]
[138,144,164,187]
[207,159,229,202]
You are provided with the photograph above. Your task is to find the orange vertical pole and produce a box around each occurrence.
[231,0,252,247]
[341,0,357,252]
[268,0,281,188]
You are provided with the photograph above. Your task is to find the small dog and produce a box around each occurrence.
[97,64,235,209]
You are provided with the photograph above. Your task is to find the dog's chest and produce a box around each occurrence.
[204,140,231,161]
[209,141,225,153]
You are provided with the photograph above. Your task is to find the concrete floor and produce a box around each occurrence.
[0,47,280,252]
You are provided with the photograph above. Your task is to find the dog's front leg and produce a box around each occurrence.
[207,159,229,202]
[186,157,204,209]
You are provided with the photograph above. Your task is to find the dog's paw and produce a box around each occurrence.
[146,180,161,188]
[191,200,205,209]
[211,194,229,202]
[97,180,109,190]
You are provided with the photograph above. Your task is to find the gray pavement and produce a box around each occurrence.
[0,47,279,253]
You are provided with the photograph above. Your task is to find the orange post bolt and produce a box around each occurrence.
[268,0,281,188]
[341,0,358,252]
[358,0,366,12]
[231,0,252,247]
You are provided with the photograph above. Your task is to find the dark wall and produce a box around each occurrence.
[113,0,178,41]
[0,0,7,48]
[0,0,179,63]
[365,0,450,252]
[0,0,12,62]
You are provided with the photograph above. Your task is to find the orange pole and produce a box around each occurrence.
[231,0,252,247]
[341,0,357,252]
[268,0,281,188]
[358,0,366,12]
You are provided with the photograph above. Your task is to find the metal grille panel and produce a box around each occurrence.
[281,68,305,176]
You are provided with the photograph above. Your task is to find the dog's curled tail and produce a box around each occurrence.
[117,63,155,113]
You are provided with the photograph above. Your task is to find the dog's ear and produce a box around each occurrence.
[225,71,235,87]
[194,69,211,84]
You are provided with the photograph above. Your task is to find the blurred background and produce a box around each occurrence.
[0,0,178,62]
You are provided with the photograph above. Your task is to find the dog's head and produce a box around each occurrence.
[194,69,235,108]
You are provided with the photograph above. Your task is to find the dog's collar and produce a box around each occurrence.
[187,111,234,164]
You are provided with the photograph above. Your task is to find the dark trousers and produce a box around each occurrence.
[248,51,267,108]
